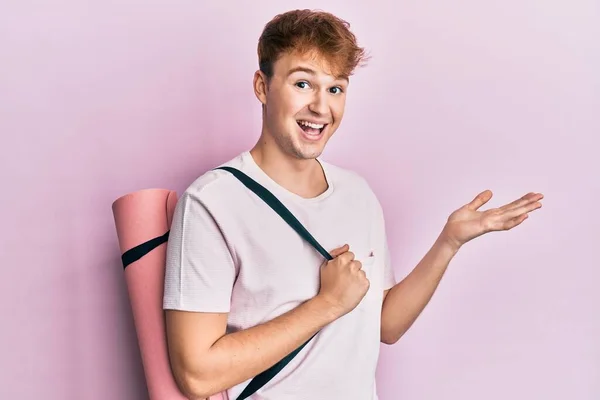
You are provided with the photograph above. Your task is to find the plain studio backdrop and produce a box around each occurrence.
[1,1,598,399]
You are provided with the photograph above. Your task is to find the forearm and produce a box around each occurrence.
[184,296,340,398]
[380,230,460,344]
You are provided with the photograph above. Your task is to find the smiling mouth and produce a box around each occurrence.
[297,120,328,135]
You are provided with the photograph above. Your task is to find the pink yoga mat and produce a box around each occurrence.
[112,188,227,400]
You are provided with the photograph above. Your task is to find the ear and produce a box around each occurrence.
[253,70,268,105]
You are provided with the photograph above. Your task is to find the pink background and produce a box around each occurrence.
[1,1,598,399]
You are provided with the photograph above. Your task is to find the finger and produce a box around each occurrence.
[503,200,542,220]
[466,190,493,211]
[500,192,544,212]
[360,272,370,286]
[498,192,534,211]
[501,213,529,230]
[342,251,356,263]
[329,244,349,258]
[350,260,363,272]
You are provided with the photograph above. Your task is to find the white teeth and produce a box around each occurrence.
[298,120,325,129]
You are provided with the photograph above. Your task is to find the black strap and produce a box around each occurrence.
[216,166,333,261]
[121,231,170,269]
[215,166,332,399]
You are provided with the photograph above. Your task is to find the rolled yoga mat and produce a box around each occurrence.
[112,188,227,400]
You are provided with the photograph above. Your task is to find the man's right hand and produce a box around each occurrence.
[316,244,370,317]
[166,244,368,399]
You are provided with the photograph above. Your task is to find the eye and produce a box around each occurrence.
[295,81,310,89]
[329,86,344,95]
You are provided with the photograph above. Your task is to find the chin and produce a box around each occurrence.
[294,123,334,156]
[290,140,327,160]
[268,123,332,160]
[297,149,323,160]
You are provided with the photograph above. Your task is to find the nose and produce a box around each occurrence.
[308,90,329,116]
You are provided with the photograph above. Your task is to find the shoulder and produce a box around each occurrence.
[178,153,246,205]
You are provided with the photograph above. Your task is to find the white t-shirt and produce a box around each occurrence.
[163,150,396,400]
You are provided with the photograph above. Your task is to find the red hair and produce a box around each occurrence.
[257,9,370,80]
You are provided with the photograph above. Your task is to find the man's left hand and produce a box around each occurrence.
[440,190,544,250]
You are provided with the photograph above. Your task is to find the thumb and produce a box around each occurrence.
[467,190,493,211]
[329,244,349,258]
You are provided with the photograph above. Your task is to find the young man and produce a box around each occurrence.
[163,9,543,400]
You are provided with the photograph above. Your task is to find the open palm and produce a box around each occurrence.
[442,190,544,249]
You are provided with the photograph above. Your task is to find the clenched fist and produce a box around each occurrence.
[316,244,370,317]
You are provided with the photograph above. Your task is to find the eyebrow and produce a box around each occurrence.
[287,66,349,83]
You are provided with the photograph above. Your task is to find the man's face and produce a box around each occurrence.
[254,50,348,160]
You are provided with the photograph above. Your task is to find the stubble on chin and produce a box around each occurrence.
[273,130,322,160]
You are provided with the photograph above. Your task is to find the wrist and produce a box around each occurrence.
[437,228,462,254]
[309,294,345,322]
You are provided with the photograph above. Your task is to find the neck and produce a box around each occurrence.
[249,138,328,199]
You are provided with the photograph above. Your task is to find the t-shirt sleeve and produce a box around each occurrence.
[382,232,396,290]
[163,190,236,313]
[365,179,396,290]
